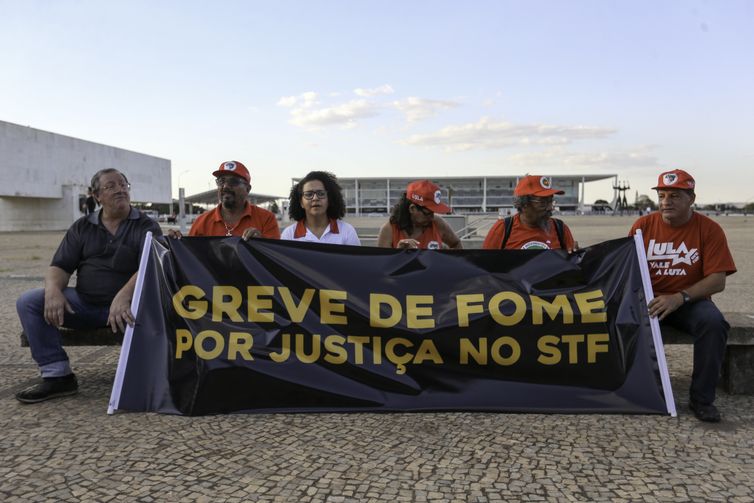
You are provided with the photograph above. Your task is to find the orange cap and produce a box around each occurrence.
[212,161,250,183]
[652,169,695,191]
[406,180,451,214]
[514,175,564,197]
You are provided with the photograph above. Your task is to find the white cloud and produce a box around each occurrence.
[277,92,319,108]
[354,84,394,97]
[393,97,459,122]
[277,95,297,107]
[403,117,616,151]
[506,146,659,169]
[290,99,381,129]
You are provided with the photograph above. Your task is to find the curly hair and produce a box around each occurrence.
[388,193,414,234]
[288,171,346,221]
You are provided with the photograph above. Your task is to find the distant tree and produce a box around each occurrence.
[594,199,609,205]
[744,202,754,212]
[270,201,280,214]
[634,194,657,211]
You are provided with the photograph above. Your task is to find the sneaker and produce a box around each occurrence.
[15,374,79,404]
[689,399,721,423]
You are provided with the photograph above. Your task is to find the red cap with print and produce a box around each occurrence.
[514,175,565,197]
[406,180,451,214]
[652,169,695,191]
[212,161,250,183]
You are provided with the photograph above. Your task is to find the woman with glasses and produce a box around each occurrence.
[377,180,462,250]
[281,171,360,245]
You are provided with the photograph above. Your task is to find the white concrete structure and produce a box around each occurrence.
[293,175,617,215]
[0,120,171,231]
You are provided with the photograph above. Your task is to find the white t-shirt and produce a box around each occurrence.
[281,219,361,246]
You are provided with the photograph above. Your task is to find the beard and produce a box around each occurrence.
[221,191,241,210]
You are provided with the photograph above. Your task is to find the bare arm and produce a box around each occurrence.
[107,272,138,333]
[648,272,726,321]
[376,222,394,248]
[437,217,462,249]
[43,266,73,327]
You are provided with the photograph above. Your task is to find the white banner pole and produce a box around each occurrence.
[107,231,153,415]
[634,230,677,417]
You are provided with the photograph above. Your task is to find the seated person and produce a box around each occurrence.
[630,169,736,422]
[15,168,162,404]
[170,160,280,239]
[281,171,360,245]
[483,175,577,251]
[377,180,461,249]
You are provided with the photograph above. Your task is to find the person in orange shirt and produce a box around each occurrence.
[377,180,461,250]
[482,175,577,251]
[170,161,280,240]
[630,169,736,422]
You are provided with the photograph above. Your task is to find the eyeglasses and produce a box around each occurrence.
[215,176,246,187]
[302,190,328,200]
[529,196,554,207]
[413,204,433,216]
[100,182,131,193]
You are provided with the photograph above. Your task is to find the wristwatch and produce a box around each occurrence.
[680,290,691,304]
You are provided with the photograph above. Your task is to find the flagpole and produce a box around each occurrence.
[634,230,677,417]
[107,232,153,415]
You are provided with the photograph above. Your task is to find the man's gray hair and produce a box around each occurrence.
[91,169,129,194]
[512,195,532,211]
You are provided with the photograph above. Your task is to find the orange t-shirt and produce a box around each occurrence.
[189,203,280,238]
[482,214,575,250]
[391,222,443,249]
[629,211,736,295]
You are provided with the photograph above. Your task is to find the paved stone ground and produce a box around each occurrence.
[1,223,753,502]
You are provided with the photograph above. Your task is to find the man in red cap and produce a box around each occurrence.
[630,169,736,422]
[483,175,577,250]
[377,180,461,249]
[175,161,280,239]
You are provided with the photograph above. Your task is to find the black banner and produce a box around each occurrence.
[111,236,669,415]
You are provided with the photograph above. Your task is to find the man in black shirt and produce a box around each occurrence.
[15,168,162,404]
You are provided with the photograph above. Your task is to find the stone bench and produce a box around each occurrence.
[20,327,123,347]
[661,312,754,395]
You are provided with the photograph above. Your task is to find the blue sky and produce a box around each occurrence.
[1,0,752,204]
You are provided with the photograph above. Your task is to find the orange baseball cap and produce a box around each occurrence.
[652,169,695,191]
[406,180,451,214]
[514,175,564,197]
[212,161,250,183]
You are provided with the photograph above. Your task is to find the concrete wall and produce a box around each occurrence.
[0,120,171,231]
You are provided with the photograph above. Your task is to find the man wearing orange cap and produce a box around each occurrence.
[483,175,577,251]
[377,180,461,249]
[630,169,736,422]
[181,161,280,239]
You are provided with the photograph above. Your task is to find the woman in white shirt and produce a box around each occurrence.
[281,171,361,246]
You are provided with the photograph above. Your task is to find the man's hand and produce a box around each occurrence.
[44,288,74,327]
[648,293,684,321]
[167,229,183,239]
[107,289,134,333]
[568,241,580,254]
[397,238,420,249]
[241,227,262,240]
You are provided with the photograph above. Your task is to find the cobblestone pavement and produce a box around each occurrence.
[1,228,753,502]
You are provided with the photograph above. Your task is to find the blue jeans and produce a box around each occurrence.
[662,299,729,405]
[17,288,110,378]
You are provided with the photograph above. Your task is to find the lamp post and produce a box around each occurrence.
[177,170,189,233]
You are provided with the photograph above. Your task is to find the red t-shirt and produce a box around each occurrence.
[482,214,575,250]
[629,211,736,295]
[391,222,443,249]
[189,203,280,238]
